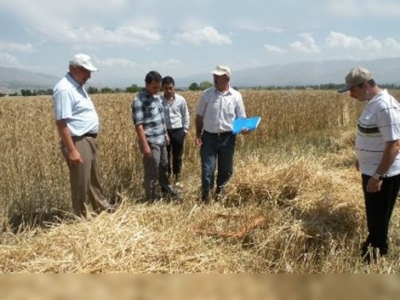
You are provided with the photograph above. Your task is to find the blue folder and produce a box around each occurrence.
[232,116,261,134]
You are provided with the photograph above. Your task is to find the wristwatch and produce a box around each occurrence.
[372,173,384,180]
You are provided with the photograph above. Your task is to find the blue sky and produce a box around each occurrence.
[1,0,400,87]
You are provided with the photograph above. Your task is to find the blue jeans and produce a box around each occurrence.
[200,131,236,201]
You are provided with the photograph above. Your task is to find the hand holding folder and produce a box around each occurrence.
[232,116,261,134]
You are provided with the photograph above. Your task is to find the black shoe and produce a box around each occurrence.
[106,204,117,214]
[163,190,182,201]
[144,194,163,203]
[199,194,210,205]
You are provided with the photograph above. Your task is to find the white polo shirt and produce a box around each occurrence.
[52,73,99,137]
[355,89,400,177]
[195,86,246,133]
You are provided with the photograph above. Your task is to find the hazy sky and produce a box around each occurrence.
[1,0,400,87]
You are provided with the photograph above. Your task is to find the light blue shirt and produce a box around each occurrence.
[52,73,99,137]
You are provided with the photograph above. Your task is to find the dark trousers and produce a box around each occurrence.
[167,128,186,180]
[361,173,400,255]
[200,131,236,200]
[143,143,173,200]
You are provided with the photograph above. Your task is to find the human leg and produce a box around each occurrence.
[166,140,172,179]
[159,144,174,195]
[86,138,111,213]
[171,128,186,182]
[143,143,161,201]
[215,134,236,196]
[361,174,400,259]
[200,133,218,202]
[62,139,90,217]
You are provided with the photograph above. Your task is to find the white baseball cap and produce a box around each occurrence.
[211,65,231,77]
[69,53,98,72]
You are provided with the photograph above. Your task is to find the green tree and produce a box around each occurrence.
[188,82,199,91]
[126,84,140,93]
[101,87,113,94]
[87,86,99,94]
[21,89,33,96]
[199,81,213,90]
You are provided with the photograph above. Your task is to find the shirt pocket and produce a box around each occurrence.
[144,103,158,118]
[222,99,235,119]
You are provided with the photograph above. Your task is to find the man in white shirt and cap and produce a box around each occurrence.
[195,65,247,204]
[52,53,114,218]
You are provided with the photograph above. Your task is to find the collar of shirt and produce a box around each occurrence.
[366,89,387,105]
[161,94,176,105]
[66,73,88,98]
[66,72,82,89]
[140,90,160,101]
[214,86,233,96]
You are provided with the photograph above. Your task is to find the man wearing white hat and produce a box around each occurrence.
[195,65,247,203]
[338,66,400,263]
[52,53,113,218]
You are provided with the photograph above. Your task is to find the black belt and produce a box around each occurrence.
[203,130,233,137]
[167,127,183,133]
[80,133,98,138]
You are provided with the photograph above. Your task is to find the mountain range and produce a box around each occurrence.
[177,57,400,88]
[0,66,60,94]
[1,57,400,93]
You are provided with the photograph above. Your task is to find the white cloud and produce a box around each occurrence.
[0,52,20,67]
[383,38,400,51]
[326,32,382,50]
[31,28,162,47]
[180,18,212,30]
[323,32,400,60]
[173,27,232,46]
[363,36,382,50]
[0,41,35,53]
[325,32,363,49]
[290,33,320,54]
[149,59,182,69]
[264,44,286,54]
[95,58,136,68]
[0,0,129,26]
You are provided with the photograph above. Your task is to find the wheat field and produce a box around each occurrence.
[1,89,400,273]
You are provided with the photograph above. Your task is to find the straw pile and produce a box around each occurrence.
[1,153,397,273]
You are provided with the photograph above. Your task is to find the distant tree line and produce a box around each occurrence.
[20,89,53,96]
[1,82,400,97]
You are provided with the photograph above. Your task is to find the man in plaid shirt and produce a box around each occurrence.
[132,71,178,202]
